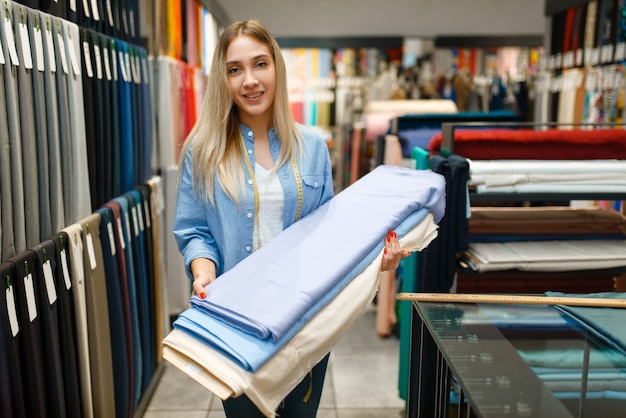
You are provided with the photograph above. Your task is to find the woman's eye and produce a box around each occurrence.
[256,61,267,68]
[227,67,240,74]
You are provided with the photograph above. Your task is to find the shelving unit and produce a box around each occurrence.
[436,121,626,294]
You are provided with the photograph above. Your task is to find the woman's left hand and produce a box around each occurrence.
[381,230,411,272]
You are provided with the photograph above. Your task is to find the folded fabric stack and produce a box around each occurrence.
[524,292,626,401]
[161,165,446,417]
[467,159,626,194]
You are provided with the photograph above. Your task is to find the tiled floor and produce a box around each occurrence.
[142,303,407,418]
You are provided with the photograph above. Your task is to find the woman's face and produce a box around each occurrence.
[226,35,276,125]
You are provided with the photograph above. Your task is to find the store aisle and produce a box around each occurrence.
[142,303,406,418]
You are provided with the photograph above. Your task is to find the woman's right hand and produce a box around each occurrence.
[190,258,217,299]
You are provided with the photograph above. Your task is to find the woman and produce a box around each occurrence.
[173,19,406,418]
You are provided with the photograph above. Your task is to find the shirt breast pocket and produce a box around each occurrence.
[301,173,325,211]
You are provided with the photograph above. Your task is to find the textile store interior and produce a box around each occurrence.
[3,0,626,418]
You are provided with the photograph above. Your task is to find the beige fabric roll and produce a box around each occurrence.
[62,223,94,418]
[80,214,116,418]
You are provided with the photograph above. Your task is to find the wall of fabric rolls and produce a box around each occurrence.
[0,1,175,417]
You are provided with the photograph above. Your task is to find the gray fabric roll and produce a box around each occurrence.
[0,43,15,260]
[2,1,27,255]
[12,2,41,249]
[41,13,66,234]
[28,8,52,241]
[63,20,92,222]
[51,15,74,226]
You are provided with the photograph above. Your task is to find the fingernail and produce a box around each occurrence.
[393,231,397,238]
[384,248,387,254]
[200,292,206,299]
[387,235,390,242]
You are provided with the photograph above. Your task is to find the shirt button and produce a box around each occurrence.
[314,182,318,187]
[247,212,253,218]
[248,149,253,154]
[248,179,253,185]
[246,246,251,252]
[247,131,253,136]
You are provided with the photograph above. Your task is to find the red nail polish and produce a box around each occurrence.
[384,248,387,254]
[393,231,397,238]
[200,292,207,299]
[387,235,390,242]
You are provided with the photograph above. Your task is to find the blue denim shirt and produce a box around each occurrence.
[173,124,334,278]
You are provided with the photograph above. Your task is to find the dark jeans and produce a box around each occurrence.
[222,353,330,418]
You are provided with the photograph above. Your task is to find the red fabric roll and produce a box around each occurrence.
[428,128,626,160]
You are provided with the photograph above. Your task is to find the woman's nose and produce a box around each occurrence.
[243,71,259,87]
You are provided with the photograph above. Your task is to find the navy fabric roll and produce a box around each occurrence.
[52,232,82,418]
[111,196,142,408]
[33,240,67,418]
[96,206,131,418]
[0,261,26,418]
[103,201,135,417]
[117,41,135,193]
[124,191,152,391]
[418,154,469,292]
[9,250,49,418]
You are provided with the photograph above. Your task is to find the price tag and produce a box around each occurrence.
[86,232,97,270]
[0,32,4,65]
[90,0,100,21]
[94,43,102,79]
[60,249,71,289]
[45,18,57,73]
[32,23,45,72]
[83,40,93,77]
[111,43,118,81]
[43,260,57,305]
[118,50,127,81]
[24,272,37,322]
[116,217,126,249]
[143,198,151,228]
[136,202,144,231]
[70,0,77,12]
[57,29,68,74]
[19,22,33,69]
[74,239,85,284]
[107,221,116,256]
[5,17,20,66]
[6,283,19,336]
[103,46,112,80]
[575,48,583,67]
[68,30,80,76]
[82,0,91,18]
[131,206,139,237]
[106,0,114,27]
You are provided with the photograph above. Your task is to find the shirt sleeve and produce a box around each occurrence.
[172,147,221,278]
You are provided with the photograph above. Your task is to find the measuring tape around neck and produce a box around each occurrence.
[239,131,303,250]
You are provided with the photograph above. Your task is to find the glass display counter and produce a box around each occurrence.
[407,301,626,418]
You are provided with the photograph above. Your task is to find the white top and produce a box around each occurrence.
[254,163,285,249]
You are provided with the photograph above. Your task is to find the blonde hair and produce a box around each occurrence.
[179,19,303,205]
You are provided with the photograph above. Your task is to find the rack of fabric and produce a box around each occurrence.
[430,121,626,294]
[0,1,175,417]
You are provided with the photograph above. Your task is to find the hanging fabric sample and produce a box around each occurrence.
[32,239,67,418]
[101,200,137,415]
[41,12,67,235]
[61,223,94,418]
[2,1,28,255]
[63,18,92,221]
[8,250,49,418]
[80,213,117,418]
[0,261,27,418]
[52,232,83,418]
